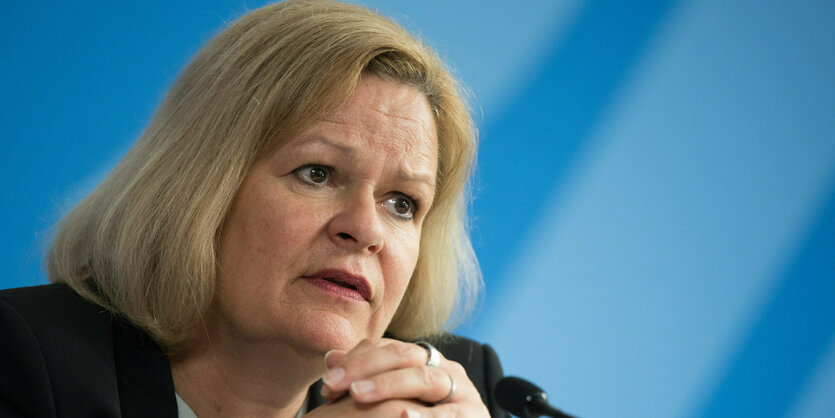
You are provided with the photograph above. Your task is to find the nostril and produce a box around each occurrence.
[336,232,355,241]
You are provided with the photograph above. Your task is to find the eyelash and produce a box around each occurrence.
[292,164,421,221]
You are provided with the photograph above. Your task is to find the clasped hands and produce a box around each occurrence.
[306,338,490,418]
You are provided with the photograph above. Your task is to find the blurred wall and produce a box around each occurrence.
[2,1,833,416]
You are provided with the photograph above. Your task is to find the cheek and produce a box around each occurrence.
[381,229,422,305]
[217,182,317,299]
[232,183,322,256]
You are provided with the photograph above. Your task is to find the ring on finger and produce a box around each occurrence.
[415,341,441,368]
[435,371,456,405]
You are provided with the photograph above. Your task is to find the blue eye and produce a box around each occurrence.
[295,165,330,186]
[383,195,418,220]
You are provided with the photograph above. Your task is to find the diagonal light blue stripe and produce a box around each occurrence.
[694,176,835,418]
[464,0,683,332]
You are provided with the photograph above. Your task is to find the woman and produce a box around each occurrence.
[0,1,507,416]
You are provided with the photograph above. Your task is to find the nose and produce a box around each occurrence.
[328,192,384,254]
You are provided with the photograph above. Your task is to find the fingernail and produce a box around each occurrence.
[320,385,331,398]
[350,379,374,396]
[403,409,421,418]
[323,367,344,386]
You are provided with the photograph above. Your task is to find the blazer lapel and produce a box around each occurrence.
[112,319,178,418]
[307,379,327,411]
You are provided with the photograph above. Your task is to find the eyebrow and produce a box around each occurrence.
[295,135,436,189]
[396,169,436,189]
[296,135,355,155]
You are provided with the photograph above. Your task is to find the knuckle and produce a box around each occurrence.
[389,341,415,359]
[418,365,436,387]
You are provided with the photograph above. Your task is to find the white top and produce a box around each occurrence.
[175,393,198,418]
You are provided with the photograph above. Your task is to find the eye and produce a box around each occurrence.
[294,165,331,186]
[383,195,419,220]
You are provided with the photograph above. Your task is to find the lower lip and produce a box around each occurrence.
[305,277,367,302]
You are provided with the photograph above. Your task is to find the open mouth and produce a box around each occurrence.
[324,277,357,291]
[305,269,371,301]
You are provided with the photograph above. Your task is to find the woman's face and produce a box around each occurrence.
[214,75,438,354]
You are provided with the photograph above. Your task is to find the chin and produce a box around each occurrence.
[287,312,372,353]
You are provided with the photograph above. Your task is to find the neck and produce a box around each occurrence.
[170,326,324,418]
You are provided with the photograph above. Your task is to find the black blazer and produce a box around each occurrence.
[0,284,509,417]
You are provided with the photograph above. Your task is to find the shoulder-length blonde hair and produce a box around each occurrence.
[48,0,479,349]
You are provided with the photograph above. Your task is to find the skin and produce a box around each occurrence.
[171,75,488,417]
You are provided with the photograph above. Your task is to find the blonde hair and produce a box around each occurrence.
[47,0,479,348]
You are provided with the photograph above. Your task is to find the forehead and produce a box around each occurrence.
[307,76,438,168]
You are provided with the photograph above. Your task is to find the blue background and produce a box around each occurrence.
[2,1,833,416]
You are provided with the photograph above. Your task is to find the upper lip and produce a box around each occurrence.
[305,269,372,301]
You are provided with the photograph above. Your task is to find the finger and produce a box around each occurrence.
[320,384,345,401]
[322,339,429,400]
[401,405,479,418]
[346,366,455,404]
[322,339,397,400]
[401,397,491,418]
[324,349,347,369]
[321,340,390,400]
[321,349,350,400]
[303,395,426,418]
[323,339,434,392]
